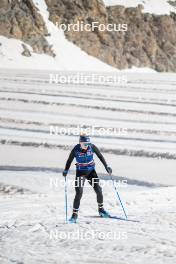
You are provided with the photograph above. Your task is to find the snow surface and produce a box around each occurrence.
[0,69,175,156]
[0,69,176,263]
[103,0,176,14]
[0,1,176,263]
[0,165,176,264]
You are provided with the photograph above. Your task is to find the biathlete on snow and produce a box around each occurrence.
[63,133,112,223]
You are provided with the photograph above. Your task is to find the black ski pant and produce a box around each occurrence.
[73,169,103,210]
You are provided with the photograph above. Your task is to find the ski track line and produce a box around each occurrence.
[0,165,169,188]
[1,117,176,135]
[1,139,176,160]
[1,89,176,107]
[1,125,176,144]
[1,97,176,117]
[1,82,176,94]
[1,107,176,125]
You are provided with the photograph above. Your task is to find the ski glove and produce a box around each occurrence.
[62,170,68,177]
[106,166,112,175]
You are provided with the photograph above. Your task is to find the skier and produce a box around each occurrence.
[63,133,112,223]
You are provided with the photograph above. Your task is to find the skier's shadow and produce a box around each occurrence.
[84,215,140,222]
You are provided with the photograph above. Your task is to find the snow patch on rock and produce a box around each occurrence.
[103,0,176,15]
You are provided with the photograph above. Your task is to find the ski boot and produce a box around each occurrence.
[98,204,110,218]
[69,210,78,223]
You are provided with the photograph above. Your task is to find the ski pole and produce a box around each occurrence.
[110,175,128,219]
[64,176,68,223]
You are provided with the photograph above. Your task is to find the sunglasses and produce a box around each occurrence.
[81,142,90,147]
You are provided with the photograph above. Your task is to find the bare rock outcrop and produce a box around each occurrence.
[0,0,55,56]
[46,0,176,72]
[0,0,175,71]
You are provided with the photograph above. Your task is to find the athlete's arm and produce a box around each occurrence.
[92,144,112,174]
[92,144,108,169]
[64,148,75,171]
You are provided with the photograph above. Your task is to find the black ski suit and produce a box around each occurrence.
[64,144,108,210]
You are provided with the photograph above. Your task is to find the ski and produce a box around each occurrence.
[99,213,139,222]
[83,215,140,223]
[108,215,140,223]
[99,210,139,222]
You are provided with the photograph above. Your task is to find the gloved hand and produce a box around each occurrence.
[62,170,68,177]
[106,166,112,175]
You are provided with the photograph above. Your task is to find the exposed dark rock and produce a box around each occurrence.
[46,0,176,72]
[0,0,55,56]
[0,0,175,71]
[21,43,31,57]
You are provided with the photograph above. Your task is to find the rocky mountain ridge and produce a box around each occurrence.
[0,0,176,71]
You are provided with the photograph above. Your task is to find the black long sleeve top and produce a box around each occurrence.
[64,144,107,171]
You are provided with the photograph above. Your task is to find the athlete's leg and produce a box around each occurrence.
[86,170,110,217]
[73,172,86,213]
[86,169,103,206]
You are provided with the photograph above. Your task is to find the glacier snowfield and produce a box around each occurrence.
[0,69,176,264]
